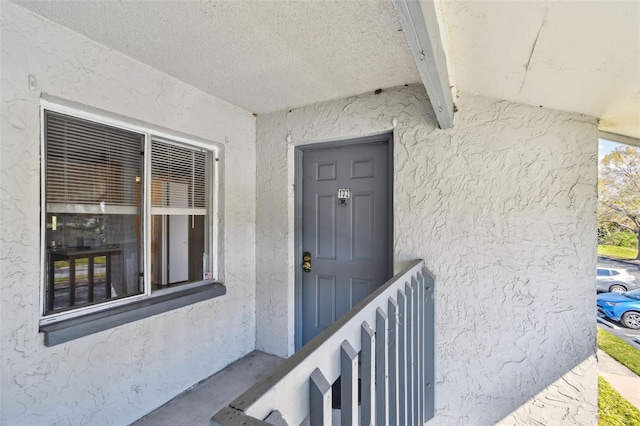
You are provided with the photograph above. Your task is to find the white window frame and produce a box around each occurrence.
[39,97,222,325]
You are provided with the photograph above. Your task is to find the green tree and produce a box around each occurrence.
[599,146,640,259]
[599,224,637,248]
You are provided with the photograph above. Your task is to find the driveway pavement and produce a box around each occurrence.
[598,255,640,281]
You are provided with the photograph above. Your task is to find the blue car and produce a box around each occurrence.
[597,288,640,329]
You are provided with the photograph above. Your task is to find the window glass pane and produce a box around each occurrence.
[150,214,206,288]
[151,141,207,211]
[150,139,211,289]
[45,112,142,208]
[45,111,144,314]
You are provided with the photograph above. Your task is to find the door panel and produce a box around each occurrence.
[316,275,336,328]
[316,195,336,259]
[352,158,374,179]
[352,192,373,260]
[301,140,391,345]
[317,161,337,181]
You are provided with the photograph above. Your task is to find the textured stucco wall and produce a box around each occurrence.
[1,3,256,425]
[256,85,598,424]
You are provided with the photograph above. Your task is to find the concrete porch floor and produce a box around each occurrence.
[131,351,284,426]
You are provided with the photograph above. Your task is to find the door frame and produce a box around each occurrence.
[294,133,394,350]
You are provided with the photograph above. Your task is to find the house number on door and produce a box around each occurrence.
[338,188,351,206]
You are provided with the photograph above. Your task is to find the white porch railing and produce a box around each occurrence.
[211,259,435,426]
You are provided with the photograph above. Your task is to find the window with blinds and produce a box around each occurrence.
[150,139,208,216]
[42,106,218,318]
[45,111,143,214]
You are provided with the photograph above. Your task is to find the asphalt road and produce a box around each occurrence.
[596,256,640,348]
[597,256,640,279]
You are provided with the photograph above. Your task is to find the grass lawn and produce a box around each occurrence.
[54,256,106,268]
[54,273,106,285]
[597,328,640,376]
[598,376,640,425]
[597,328,640,424]
[598,245,638,260]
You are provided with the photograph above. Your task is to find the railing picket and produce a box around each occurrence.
[423,268,436,422]
[309,368,332,426]
[361,322,376,426]
[388,298,399,426]
[417,273,424,424]
[412,277,420,426]
[397,289,407,426]
[404,282,414,426]
[375,308,388,425]
[341,341,358,426]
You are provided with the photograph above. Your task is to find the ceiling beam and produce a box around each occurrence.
[392,0,454,129]
[599,131,640,148]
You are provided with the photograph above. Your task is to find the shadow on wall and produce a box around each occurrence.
[493,353,597,424]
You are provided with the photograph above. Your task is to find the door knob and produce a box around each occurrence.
[302,251,312,272]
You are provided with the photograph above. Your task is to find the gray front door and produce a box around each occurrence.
[300,137,392,346]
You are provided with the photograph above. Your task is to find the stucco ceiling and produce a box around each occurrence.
[12,0,421,115]
[12,0,640,139]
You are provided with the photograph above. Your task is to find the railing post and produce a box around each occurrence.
[404,282,414,426]
[375,308,388,425]
[361,322,376,426]
[419,272,425,424]
[388,298,399,426]
[341,341,358,426]
[309,368,332,426]
[423,268,436,422]
[412,277,420,425]
[397,289,407,426]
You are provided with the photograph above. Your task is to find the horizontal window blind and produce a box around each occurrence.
[45,111,143,212]
[151,139,207,215]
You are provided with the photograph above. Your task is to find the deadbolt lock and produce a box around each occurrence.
[302,251,312,273]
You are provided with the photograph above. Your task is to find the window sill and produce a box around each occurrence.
[40,281,226,347]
